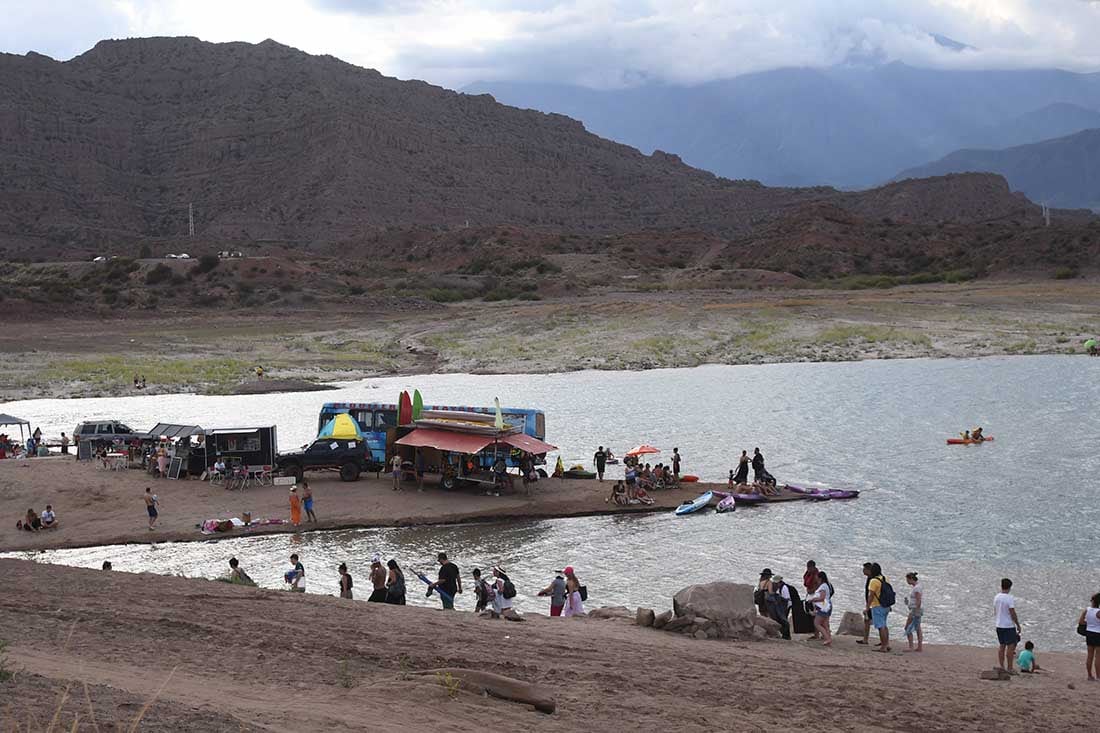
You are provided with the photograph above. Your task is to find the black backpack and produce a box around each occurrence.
[877,576,896,607]
[501,579,517,599]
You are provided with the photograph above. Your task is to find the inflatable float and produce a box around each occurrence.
[674,491,714,516]
[946,437,994,445]
[713,492,736,513]
[562,469,597,479]
[680,475,699,483]
[785,484,861,500]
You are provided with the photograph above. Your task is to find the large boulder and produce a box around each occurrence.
[673,582,756,621]
[753,615,782,638]
[836,611,865,636]
[635,607,656,627]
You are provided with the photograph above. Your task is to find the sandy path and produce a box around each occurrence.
[0,457,704,552]
[1,559,1094,732]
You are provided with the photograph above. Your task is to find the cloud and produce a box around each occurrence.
[1,0,1098,88]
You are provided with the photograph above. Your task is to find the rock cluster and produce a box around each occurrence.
[635,581,781,641]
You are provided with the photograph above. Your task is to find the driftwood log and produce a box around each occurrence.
[413,668,556,714]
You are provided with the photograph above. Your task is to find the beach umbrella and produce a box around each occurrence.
[317,413,364,441]
[625,444,661,457]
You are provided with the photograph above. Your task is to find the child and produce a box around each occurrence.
[1017,641,1041,673]
[472,568,490,613]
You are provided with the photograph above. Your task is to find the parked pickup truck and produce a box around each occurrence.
[275,438,375,482]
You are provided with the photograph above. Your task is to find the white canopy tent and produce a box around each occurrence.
[0,413,30,441]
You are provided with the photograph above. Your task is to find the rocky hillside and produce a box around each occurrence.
[897,128,1100,211]
[0,36,1060,263]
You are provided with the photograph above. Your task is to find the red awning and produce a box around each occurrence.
[500,433,557,454]
[395,429,494,454]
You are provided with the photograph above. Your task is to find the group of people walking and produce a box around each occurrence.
[233,549,587,620]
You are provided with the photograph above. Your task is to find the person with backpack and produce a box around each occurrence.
[491,566,516,618]
[866,562,894,652]
[385,559,406,605]
[563,566,585,617]
[766,574,793,639]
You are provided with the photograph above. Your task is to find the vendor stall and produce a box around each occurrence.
[207,427,277,474]
[0,413,30,459]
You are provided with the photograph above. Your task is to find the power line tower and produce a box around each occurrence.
[188,203,195,237]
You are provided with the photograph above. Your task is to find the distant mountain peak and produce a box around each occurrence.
[929,33,975,52]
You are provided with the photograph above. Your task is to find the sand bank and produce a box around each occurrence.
[0,558,1093,732]
[0,457,708,552]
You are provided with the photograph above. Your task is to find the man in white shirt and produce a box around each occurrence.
[994,577,1022,672]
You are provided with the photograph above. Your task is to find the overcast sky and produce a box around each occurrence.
[2,0,1099,88]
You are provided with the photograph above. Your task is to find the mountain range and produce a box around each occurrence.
[897,128,1100,211]
[0,36,1060,261]
[466,65,1100,190]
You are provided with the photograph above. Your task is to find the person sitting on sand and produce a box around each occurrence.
[606,481,629,506]
[1017,641,1041,673]
[40,504,57,529]
[490,566,515,619]
[18,508,42,532]
[228,557,255,586]
[285,553,305,592]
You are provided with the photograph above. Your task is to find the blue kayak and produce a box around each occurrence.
[674,491,714,516]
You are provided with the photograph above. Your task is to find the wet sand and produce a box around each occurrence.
[1,457,715,552]
[1,558,1093,732]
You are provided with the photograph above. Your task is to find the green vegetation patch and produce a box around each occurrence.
[815,325,932,347]
[43,356,250,390]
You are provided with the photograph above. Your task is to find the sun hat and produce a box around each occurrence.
[759,568,773,578]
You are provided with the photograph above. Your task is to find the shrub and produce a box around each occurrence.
[1054,266,1078,280]
[145,263,173,285]
[195,254,219,274]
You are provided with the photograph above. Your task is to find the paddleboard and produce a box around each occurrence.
[674,491,714,516]
[412,569,454,605]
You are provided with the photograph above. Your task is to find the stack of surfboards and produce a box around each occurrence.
[413,409,517,435]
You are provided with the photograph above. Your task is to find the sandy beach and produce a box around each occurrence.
[1,558,1094,732]
[0,456,707,552]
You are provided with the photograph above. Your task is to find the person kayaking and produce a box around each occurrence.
[971,427,985,442]
[960,430,971,441]
[732,450,750,485]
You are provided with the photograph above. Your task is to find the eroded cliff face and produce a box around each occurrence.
[0,36,1054,261]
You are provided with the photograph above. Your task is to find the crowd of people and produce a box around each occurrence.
[755,559,1100,679]
[0,426,62,459]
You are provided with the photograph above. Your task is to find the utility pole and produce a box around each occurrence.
[188,203,194,237]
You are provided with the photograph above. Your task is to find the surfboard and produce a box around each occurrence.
[398,391,413,425]
[412,390,423,420]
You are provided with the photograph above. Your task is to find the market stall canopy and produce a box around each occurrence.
[318,413,363,441]
[147,423,204,439]
[625,444,661,457]
[500,433,557,455]
[0,413,30,427]
[396,429,495,454]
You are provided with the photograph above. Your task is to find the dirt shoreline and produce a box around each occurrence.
[0,457,705,553]
[2,279,1097,400]
[1,557,1094,732]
